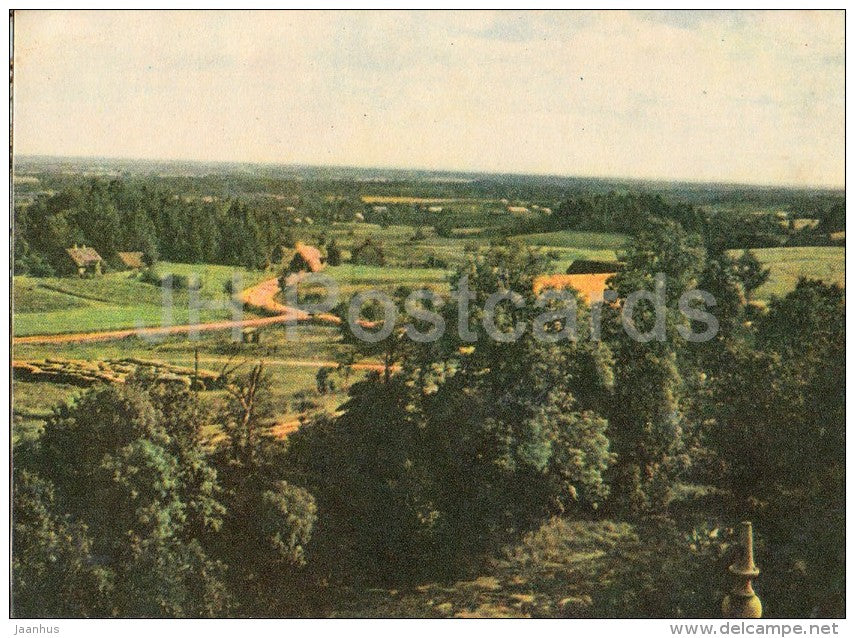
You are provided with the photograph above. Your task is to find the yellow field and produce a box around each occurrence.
[360,196,465,204]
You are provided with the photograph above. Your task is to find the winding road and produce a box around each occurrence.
[13,275,386,440]
[13,276,340,346]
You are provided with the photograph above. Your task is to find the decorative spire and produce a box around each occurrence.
[722,521,762,618]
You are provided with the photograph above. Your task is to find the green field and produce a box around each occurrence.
[511,230,628,250]
[729,246,844,302]
[12,262,270,336]
[13,322,361,445]
[305,263,450,299]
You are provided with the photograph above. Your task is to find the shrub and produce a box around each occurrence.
[424,255,449,268]
[326,239,342,267]
[351,238,385,266]
[141,268,203,291]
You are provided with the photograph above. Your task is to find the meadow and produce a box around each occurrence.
[13,262,270,336]
[729,246,845,302]
[12,322,355,445]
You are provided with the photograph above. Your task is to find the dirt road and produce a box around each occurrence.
[13,277,342,346]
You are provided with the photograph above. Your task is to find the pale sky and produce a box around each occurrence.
[12,10,845,187]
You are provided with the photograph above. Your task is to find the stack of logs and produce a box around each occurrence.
[12,357,224,390]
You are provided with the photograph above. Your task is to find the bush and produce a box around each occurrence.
[141,268,203,291]
[351,238,385,266]
[326,239,342,267]
[424,255,449,268]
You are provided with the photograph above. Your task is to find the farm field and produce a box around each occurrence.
[12,322,364,445]
[511,230,628,250]
[16,241,842,448]
[729,246,845,302]
[12,262,270,336]
[281,263,451,305]
[361,196,470,204]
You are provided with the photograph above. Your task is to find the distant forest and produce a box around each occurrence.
[12,159,845,276]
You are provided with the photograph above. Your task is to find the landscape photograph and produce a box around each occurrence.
[8,9,846,622]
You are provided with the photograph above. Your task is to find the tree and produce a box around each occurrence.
[703,280,844,616]
[290,242,614,584]
[733,250,770,301]
[15,383,228,617]
[325,238,342,267]
[603,218,706,515]
[211,364,318,616]
[12,470,110,617]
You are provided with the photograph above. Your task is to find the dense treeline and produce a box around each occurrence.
[14,173,844,277]
[15,156,844,210]
[13,367,316,617]
[549,191,844,249]
[13,179,296,275]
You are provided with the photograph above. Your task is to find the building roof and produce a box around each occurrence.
[533,273,616,304]
[292,242,324,272]
[117,251,145,269]
[565,259,624,275]
[66,245,103,267]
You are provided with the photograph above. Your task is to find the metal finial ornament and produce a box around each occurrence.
[722,521,762,618]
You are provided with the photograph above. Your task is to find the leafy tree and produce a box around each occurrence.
[14,383,228,617]
[603,219,705,515]
[325,238,342,266]
[290,242,614,584]
[703,280,844,616]
[211,364,317,616]
[12,470,110,617]
[733,250,770,301]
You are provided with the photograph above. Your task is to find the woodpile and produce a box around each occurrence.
[12,357,224,390]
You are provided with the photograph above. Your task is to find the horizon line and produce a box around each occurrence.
[13,152,845,192]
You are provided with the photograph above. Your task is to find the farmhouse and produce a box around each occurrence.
[533,267,619,305]
[534,258,621,304]
[507,206,530,214]
[117,251,145,270]
[287,242,325,273]
[65,244,103,277]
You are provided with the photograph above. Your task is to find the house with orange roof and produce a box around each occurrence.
[533,260,623,304]
[287,242,325,273]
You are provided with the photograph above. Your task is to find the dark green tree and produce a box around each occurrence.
[733,250,770,301]
[14,383,228,617]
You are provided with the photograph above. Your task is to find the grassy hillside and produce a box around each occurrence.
[328,517,723,618]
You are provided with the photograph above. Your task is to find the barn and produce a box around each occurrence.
[287,242,325,273]
[65,245,103,277]
[117,251,146,270]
